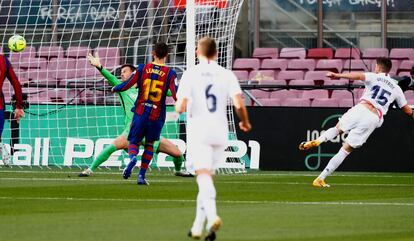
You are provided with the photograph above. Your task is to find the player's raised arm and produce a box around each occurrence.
[4,56,24,122]
[88,52,122,87]
[326,71,365,81]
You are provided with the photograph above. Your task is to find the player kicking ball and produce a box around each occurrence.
[78,51,192,178]
[299,58,414,188]
[176,37,251,241]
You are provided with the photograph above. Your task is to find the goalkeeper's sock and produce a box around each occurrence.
[317,127,340,143]
[191,192,206,235]
[173,155,185,172]
[318,147,350,180]
[90,144,117,171]
[139,142,154,179]
[197,173,218,230]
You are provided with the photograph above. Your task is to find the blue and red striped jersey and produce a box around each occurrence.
[0,55,22,110]
[113,62,177,121]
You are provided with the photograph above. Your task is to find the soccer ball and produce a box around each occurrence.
[8,35,26,53]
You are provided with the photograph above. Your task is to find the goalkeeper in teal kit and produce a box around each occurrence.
[79,52,192,177]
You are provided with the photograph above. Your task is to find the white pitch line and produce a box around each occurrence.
[0,196,413,207]
[0,169,414,178]
[1,177,414,187]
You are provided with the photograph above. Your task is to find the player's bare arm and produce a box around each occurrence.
[326,72,365,81]
[232,93,251,132]
[175,98,188,114]
[401,105,414,119]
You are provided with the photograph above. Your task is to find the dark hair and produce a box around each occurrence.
[376,58,392,73]
[198,37,217,59]
[120,64,135,72]
[410,67,414,76]
[153,42,169,59]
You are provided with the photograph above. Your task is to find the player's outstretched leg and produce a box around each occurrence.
[156,138,193,177]
[79,144,118,177]
[137,142,154,185]
[123,143,140,179]
[299,126,340,150]
[313,147,351,187]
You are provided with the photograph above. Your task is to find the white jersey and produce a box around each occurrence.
[177,59,242,145]
[360,72,407,116]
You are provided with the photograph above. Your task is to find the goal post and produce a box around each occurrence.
[0,0,251,172]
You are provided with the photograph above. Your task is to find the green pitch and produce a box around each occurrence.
[1,169,414,241]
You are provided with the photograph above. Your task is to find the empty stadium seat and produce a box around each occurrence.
[389,48,414,60]
[404,90,414,100]
[38,46,65,59]
[250,89,270,99]
[74,58,99,79]
[288,79,315,86]
[304,71,330,82]
[20,57,48,69]
[331,90,356,100]
[277,70,304,81]
[233,58,260,70]
[259,79,286,85]
[279,48,306,59]
[66,47,90,58]
[334,48,361,59]
[343,59,371,71]
[315,59,343,73]
[324,79,349,85]
[287,59,315,71]
[311,98,339,107]
[48,57,77,79]
[95,47,121,71]
[233,70,249,81]
[398,60,414,74]
[270,90,300,99]
[362,48,389,59]
[280,98,310,107]
[338,99,355,107]
[301,89,329,100]
[307,48,334,59]
[9,46,37,69]
[252,48,278,59]
[257,98,281,106]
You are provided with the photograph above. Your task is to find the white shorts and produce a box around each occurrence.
[185,141,226,173]
[338,104,382,148]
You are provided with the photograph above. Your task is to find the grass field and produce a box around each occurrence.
[0,168,413,241]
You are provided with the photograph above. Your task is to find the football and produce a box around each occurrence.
[8,34,26,52]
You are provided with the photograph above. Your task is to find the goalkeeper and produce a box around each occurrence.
[79,53,192,177]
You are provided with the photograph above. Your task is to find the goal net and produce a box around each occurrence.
[0,0,251,172]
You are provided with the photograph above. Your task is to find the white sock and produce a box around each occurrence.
[316,127,340,143]
[197,173,218,230]
[191,193,206,234]
[318,148,350,180]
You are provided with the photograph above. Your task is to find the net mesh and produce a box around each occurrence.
[0,0,247,172]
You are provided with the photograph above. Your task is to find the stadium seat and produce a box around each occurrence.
[331,90,357,100]
[27,69,49,81]
[66,47,90,58]
[13,69,29,84]
[233,70,249,81]
[338,99,355,107]
[260,59,288,71]
[389,48,414,60]
[315,59,343,73]
[307,48,334,60]
[398,71,411,77]
[324,79,349,85]
[9,46,37,69]
[302,89,329,100]
[304,70,330,82]
[250,89,270,99]
[38,46,65,59]
[249,70,276,81]
[404,90,414,100]
[29,78,61,88]
[257,98,281,106]
[334,48,361,59]
[343,59,371,71]
[288,79,315,86]
[279,48,306,59]
[270,90,300,99]
[48,57,77,79]
[233,58,260,70]
[95,47,121,71]
[277,70,304,81]
[252,48,278,59]
[354,88,365,99]
[370,59,399,74]
[362,48,389,59]
[280,98,311,107]
[74,58,99,79]
[287,59,316,71]
[311,98,339,107]
[397,60,414,74]
[20,57,48,69]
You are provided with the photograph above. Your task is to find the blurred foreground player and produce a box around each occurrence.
[175,37,251,241]
[300,58,414,187]
[0,54,24,165]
